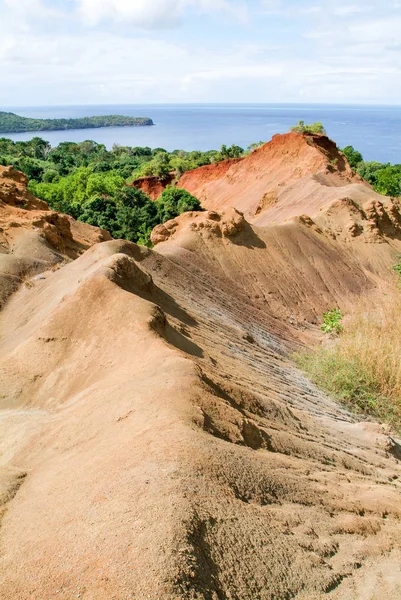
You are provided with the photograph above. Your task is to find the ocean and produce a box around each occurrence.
[2,103,401,164]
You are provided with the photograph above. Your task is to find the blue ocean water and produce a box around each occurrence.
[2,103,401,163]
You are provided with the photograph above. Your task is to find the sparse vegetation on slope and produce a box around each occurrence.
[321,308,343,335]
[296,288,401,432]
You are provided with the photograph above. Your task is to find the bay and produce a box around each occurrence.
[2,103,401,163]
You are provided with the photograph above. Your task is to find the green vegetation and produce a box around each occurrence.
[290,120,326,135]
[341,145,363,169]
[156,188,201,223]
[0,136,241,245]
[29,169,200,247]
[296,350,398,425]
[392,256,401,281]
[321,308,343,335]
[296,289,401,433]
[0,112,153,133]
[0,135,271,245]
[342,145,401,197]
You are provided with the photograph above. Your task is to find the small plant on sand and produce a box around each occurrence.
[321,308,343,335]
[391,256,401,281]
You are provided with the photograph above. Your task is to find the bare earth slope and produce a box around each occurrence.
[177,132,373,224]
[0,165,111,307]
[1,150,401,599]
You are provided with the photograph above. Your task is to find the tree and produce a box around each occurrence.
[342,146,363,169]
[114,186,158,242]
[13,157,44,181]
[247,141,265,153]
[291,121,326,135]
[79,196,119,232]
[156,187,202,223]
[374,166,401,197]
[30,137,51,160]
[357,161,383,186]
[219,144,244,159]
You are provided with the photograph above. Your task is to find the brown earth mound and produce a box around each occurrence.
[1,157,401,600]
[0,166,111,307]
[178,133,370,223]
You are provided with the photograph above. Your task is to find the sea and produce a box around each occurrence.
[2,103,401,164]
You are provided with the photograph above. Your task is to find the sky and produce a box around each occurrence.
[0,0,400,106]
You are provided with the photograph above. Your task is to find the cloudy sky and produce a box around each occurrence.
[0,0,399,106]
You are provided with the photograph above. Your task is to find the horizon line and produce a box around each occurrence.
[2,102,401,109]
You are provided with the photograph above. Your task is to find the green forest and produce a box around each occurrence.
[341,145,401,197]
[0,137,251,245]
[0,112,153,133]
[1,133,400,247]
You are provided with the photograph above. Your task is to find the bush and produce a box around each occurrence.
[291,121,326,135]
[342,146,363,169]
[321,308,343,335]
[156,187,202,223]
[374,166,401,197]
[43,169,60,183]
[392,256,401,280]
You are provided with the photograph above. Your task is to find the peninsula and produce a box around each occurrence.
[0,111,154,133]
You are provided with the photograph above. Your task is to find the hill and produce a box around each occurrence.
[1,137,401,600]
[176,132,369,222]
[0,111,154,133]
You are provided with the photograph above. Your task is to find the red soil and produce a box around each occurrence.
[130,173,175,200]
[178,132,368,223]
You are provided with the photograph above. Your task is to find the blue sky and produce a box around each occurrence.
[0,0,400,106]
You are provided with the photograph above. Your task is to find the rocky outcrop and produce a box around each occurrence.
[151,207,245,245]
[0,165,111,306]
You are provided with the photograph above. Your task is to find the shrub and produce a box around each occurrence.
[321,308,343,334]
[43,169,60,183]
[392,256,401,280]
[291,121,326,135]
[374,166,401,197]
[342,145,363,169]
[156,187,202,223]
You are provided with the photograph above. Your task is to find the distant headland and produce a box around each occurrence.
[0,111,154,133]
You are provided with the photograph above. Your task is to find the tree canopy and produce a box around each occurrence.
[341,145,401,197]
[290,121,326,135]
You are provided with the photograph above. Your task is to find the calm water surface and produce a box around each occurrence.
[2,103,401,163]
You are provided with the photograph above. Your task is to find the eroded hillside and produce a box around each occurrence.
[0,137,401,600]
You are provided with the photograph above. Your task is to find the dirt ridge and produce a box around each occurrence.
[0,149,401,599]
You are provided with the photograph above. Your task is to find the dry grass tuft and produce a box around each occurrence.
[296,288,401,433]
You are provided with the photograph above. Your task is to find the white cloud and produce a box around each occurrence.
[75,0,247,28]
[0,0,400,105]
[331,3,367,16]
